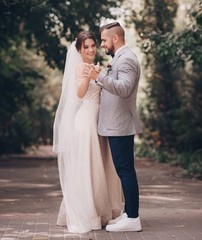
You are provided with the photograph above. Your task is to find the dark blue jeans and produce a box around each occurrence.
[108,135,139,218]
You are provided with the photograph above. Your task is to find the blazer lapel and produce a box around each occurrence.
[110,46,129,65]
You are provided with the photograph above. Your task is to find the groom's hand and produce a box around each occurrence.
[84,64,101,80]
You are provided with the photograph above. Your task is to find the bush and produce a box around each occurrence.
[136,143,202,180]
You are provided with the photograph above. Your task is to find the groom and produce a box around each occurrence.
[87,22,143,232]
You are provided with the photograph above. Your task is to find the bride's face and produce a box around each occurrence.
[80,39,97,63]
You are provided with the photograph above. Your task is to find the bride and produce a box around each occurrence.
[53,31,123,233]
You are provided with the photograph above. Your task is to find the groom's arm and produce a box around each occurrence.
[97,57,140,97]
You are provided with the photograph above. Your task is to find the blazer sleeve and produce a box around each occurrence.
[97,57,140,97]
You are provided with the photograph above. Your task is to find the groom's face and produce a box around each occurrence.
[100,29,115,56]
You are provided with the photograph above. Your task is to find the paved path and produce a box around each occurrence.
[0,146,202,240]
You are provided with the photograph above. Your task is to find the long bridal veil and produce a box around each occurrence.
[53,42,90,232]
[53,41,82,153]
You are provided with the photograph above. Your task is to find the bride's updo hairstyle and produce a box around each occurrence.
[75,31,97,52]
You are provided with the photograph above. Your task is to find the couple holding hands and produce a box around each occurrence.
[53,22,142,233]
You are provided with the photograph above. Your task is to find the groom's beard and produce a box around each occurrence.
[106,44,115,57]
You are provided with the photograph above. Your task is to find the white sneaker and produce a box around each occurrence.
[108,211,125,225]
[106,214,142,232]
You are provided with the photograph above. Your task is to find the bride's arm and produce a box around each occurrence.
[76,63,91,98]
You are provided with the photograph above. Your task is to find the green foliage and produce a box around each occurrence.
[176,150,202,178]
[133,0,180,150]
[136,143,202,179]
[134,0,202,150]
[0,0,126,153]
[0,40,44,153]
[0,0,125,69]
[0,109,37,153]
[133,0,202,177]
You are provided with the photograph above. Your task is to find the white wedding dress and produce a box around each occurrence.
[56,63,123,233]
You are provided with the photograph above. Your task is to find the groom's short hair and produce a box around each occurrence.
[100,22,125,40]
[100,22,121,32]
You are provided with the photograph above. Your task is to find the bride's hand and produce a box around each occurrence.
[91,62,101,73]
[83,63,100,80]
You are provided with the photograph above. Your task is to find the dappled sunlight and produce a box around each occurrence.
[0,179,12,183]
[141,184,183,197]
[46,191,61,197]
[0,214,95,240]
[1,181,54,189]
[16,231,93,239]
[143,185,173,188]
[0,199,20,202]
[0,213,47,217]
[140,183,185,204]
[140,195,182,201]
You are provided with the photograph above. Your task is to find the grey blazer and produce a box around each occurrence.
[97,46,142,136]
